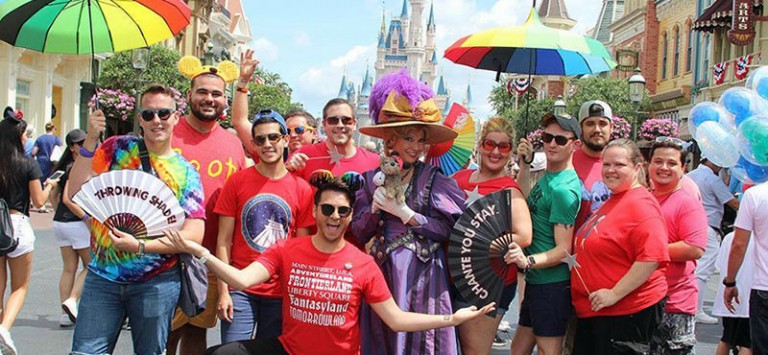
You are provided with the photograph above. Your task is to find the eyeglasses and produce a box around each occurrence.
[288,126,314,135]
[542,132,574,146]
[325,116,355,125]
[481,139,513,153]
[140,109,174,121]
[253,133,284,145]
[654,136,685,147]
[320,204,352,218]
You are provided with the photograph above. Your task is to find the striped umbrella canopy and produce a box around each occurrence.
[444,8,617,78]
[0,0,191,54]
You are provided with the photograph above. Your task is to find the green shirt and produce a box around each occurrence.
[525,169,581,284]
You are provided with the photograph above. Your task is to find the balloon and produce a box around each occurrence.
[730,158,751,183]
[741,157,768,183]
[695,121,741,168]
[718,87,766,127]
[688,102,731,139]
[737,115,768,166]
[746,66,768,100]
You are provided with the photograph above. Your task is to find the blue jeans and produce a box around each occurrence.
[220,290,282,344]
[71,267,180,355]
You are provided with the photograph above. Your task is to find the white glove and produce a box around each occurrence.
[373,187,416,224]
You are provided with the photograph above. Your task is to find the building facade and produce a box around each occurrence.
[607,0,660,93]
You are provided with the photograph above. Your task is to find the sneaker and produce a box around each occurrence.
[696,311,718,324]
[59,313,74,327]
[122,318,131,331]
[492,333,508,349]
[498,320,512,332]
[0,325,17,355]
[62,299,78,324]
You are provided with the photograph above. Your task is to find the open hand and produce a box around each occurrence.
[239,49,260,84]
[452,302,496,325]
[724,286,740,313]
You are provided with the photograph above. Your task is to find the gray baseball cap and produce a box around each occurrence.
[578,100,613,123]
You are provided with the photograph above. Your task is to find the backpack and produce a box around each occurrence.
[0,199,19,256]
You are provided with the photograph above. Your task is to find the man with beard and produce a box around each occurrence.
[166,56,247,355]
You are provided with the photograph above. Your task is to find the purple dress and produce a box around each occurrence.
[352,162,464,355]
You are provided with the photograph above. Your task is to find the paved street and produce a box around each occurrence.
[12,211,721,354]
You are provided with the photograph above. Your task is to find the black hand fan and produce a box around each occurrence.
[449,189,514,308]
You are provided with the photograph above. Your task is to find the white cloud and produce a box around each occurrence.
[294,43,377,115]
[294,31,311,47]
[251,37,280,63]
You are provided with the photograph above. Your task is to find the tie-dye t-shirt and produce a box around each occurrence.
[88,135,205,283]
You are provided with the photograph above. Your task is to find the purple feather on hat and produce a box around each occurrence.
[368,68,435,124]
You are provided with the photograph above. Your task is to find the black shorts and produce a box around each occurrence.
[204,336,288,355]
[721,317,751,349]
[574,300,664,355]
[450,282,517,317]
[518,280,572,337]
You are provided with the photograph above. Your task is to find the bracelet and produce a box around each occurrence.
[137,239,146,257]
[235,86,249,94]
[79,143,99,158]
[195,251,211,264]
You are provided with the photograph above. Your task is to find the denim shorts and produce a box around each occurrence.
[750,289,768,354]
[220,290,283,344]
[518,280,572,337]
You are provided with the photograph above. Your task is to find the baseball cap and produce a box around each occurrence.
[65,129,86,146]
[252,109,287,134]
[578,100,613,123]
[541,112,582,138]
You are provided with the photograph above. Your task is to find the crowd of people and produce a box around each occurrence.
[0,50,764,355]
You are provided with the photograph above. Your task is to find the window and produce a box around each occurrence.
[662,32,668,79]
[703,34,710,81]
[686,22,693,72]
[15,80,31,115]
[674,26,680,76]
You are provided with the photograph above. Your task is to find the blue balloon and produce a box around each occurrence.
[695,121,741,167]
[688,102,731,139]
[746,66,768,100]
[742,157,768,183]
[718,87,765,127]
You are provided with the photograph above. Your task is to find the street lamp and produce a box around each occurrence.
[628,67,646,139]
[553,95,566,116]
[131,47,150,134]
[204,41,215,66]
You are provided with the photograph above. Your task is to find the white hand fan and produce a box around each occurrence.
[74,170,185,237]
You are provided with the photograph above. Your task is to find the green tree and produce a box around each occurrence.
[247,68,303,117]
[565,76,651,128]
[98,45,188,95]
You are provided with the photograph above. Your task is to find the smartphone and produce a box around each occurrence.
[49,170,65,180]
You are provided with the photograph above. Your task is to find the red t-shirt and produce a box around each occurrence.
[655,189,708,314]
[572,149,609,231]
[258,237,392,355]
[453,169,522,285]
[173,117,246,252]
[214,168,315,297]
[571,187,669,318]
[292,142,379,181]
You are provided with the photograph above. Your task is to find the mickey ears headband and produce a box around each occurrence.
[3,106,21,124]
[178,56,239,84]
[308,170,366,192]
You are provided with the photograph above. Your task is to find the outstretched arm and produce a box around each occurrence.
[232,49,260,159]
[369,298,495,332]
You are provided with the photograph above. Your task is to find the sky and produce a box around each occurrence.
[241,0,605,120]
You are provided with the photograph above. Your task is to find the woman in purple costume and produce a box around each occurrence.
[352,70,466,355]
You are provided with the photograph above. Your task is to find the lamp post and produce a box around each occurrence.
[553,95,566,116]
[203,41,215,66]
[628,67,646,140]
[131,47,150,134]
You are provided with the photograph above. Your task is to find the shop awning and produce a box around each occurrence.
[693,0,763,32]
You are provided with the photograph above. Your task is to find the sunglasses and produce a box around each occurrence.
[542,132,574,146]
[654,136,685,147]
[140,109,174,121]
[325,115,355,125]
[253,133,284,145]
[481,139,513,153]
[288,126,314,135]
[320,204,352,218]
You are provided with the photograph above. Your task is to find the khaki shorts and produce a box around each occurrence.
[171,273,219,330]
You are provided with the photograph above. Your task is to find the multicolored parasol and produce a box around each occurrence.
[0,0,191,54]
[426,103,475,176]
[444,8,616,78]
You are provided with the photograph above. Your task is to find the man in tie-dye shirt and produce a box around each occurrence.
[67,84,205,355]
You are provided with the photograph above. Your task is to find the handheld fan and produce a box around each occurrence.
[426,103,476,176]
[73,170,185,237]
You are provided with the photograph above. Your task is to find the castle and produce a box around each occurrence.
[336,0,473,144]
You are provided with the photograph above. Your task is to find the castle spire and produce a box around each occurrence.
[400,0,409,19]
[427,2,435,30]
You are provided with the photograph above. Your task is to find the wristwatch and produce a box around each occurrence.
[722,278,736,287]
[524,255,536,273]
[79,143,99,158]
[195,251,211,264]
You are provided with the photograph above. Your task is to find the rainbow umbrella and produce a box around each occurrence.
[426,103,475,176]
[0,0,191,83]
[444,7,616,79]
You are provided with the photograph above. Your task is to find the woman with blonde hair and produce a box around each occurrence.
[352,70,467,355]
[451,117,532,354]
